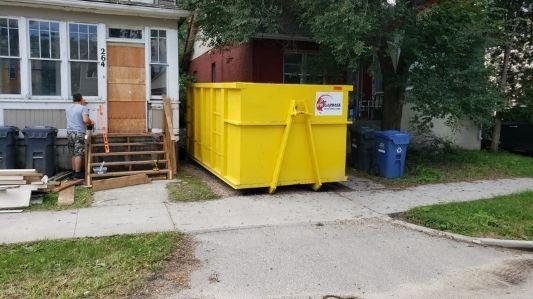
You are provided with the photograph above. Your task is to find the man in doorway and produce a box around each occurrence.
[66,93,94,179]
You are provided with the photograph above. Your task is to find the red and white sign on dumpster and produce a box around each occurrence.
[315,92,343,116]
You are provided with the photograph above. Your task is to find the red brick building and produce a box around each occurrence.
[189,38,333,84]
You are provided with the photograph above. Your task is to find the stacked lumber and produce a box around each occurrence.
[0,169,48,210]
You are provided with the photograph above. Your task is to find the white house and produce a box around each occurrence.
[0,0,188,138]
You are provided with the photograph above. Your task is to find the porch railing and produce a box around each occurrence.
[163,96,178,179]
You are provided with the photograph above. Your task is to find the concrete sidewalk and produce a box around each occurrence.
[1,178,532,244]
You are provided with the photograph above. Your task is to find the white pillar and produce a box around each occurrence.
[166,27,180,136]
[96,23,108,133]
[19,17,30,99]
[59,21,69,100]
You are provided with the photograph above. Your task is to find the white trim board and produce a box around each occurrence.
[0,0,190,20]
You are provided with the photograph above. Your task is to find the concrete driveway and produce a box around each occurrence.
[1,176,532,298]
[175,218,533,298]
[167,177,533,298]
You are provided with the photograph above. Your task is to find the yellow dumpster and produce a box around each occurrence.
[187,83,353,193]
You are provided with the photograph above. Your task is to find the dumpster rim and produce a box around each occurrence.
[192,82,354,92]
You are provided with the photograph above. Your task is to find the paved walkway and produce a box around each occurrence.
[1,177,532,244]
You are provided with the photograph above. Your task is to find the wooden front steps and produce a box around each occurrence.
[90,160,168,167]
[91,169,170,179]
[86,132,175,184]
[91,150,166,157]
[85,97,178,186]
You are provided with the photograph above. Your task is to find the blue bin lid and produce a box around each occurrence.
[373,130,410,144]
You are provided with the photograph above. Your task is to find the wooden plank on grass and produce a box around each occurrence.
[92,174,150,192]
[53,179,83,192]
[57,186,75,206]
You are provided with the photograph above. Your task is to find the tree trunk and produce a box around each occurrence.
[490,42,511,152]
[379,52,407,130]
[382,84,405,130]
[491,115,502,152]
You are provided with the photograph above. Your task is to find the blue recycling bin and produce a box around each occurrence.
[374,130,410,179]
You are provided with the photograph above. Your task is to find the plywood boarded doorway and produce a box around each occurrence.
[107,43,147,133]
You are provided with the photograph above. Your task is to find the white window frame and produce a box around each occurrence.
[0,17,107,103]
[67,22,99,100]
[148,27,169,100]
[0,16,23,98]
[27,18,64,100]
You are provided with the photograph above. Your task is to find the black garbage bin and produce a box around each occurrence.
[0,126,19,169]
[353,126,376,173]
[22,126,58,176]
[501,122,533,154]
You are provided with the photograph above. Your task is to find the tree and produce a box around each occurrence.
[185,0,500,131]
[487,0,532,151]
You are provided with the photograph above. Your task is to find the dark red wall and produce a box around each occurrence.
[252,39,284,83]
[189,39,321,83]
[188,43,253,83]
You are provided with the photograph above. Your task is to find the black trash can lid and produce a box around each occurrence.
[354,126,376,140]
[0,126,19,137]
[22,126,58,133]
[0,126,20,132]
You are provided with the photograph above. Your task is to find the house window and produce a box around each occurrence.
[283,52,324,84]
[150,29,167,96]
[69,23,98,96]
[0,18,21,94]
[108,28,143,39]
[29,20,61,96]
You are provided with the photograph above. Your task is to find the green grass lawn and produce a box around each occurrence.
[373,149,533,187]
[401,191,533,240]
[26,186,93,211]
[167,172,219,202]
[0,232,185,298]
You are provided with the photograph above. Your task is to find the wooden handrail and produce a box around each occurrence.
[163,96,178,178]
[163,96,177,141]
[85,129,93,186]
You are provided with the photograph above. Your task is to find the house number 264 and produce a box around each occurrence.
[100,48,106,67]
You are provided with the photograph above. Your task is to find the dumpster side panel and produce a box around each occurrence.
[226,89,244,185]
[188,83,352,189]
[313,124,348,181]
[238,84,350,187]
